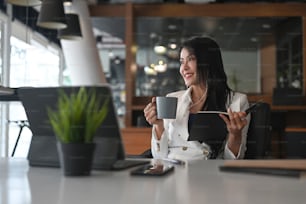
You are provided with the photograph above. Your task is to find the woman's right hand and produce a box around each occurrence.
[144,97,161,126]
[144,97,164,139]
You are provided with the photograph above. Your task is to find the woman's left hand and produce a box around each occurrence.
[219,108,248,155]
[220,108,247,137]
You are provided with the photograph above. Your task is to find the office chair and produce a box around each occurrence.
[244,102,272,159]
[138,102,272,159]
[9,120,30,157]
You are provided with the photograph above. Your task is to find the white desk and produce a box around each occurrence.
[1,158,306,204]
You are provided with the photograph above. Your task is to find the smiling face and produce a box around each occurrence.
[179,48,198,87]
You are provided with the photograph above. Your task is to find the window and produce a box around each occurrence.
[0,14,63,157]
[7,36,61,157]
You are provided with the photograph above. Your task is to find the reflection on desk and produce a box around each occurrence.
[1,158,306,204]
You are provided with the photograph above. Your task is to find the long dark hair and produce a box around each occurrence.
[180,36,232,112]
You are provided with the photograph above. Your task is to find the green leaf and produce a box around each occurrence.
[47,87,109,143]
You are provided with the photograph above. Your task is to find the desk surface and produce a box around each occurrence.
[1,158,306,204]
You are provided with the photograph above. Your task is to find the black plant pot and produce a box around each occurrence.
[57,142,96,176]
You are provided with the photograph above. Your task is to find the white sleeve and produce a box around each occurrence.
[223,93,250,159]
[151,125,169,159]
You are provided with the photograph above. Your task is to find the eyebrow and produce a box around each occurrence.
[180,54,195,61]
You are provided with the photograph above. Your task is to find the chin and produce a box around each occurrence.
[185,81,194,87]
[184,81,191,87]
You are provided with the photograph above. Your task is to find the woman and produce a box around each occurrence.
[144,36,250,160]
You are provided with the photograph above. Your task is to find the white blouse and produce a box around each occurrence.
[151,87,250,161]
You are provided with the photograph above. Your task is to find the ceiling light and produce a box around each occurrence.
[58,13,82,40]
[63,0,73,6]
[7,0,41,6]
[108,50,114,58]
[154,60,167,72]
[262,24,271,29]
[154,45,167,54]
[144,66,157,76]
[150,32,157,39]
[251,37,258,42]
[169,43,177,50]
[114,57,121,64]
[154,36,167,54]
[168,24,177,30]
[37,0,67,30]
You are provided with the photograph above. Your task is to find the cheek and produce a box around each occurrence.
[179,66,184,76]
[190,62,197,71]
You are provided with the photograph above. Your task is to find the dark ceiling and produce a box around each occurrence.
[92,16,301,51]
[2,0,305,50]
[94,0,304,3]
[0,2,60,45]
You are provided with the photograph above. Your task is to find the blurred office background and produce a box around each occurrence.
[0,0,305,158]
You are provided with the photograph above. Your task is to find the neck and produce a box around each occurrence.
[189,85,207,110]
[191,85,206,100]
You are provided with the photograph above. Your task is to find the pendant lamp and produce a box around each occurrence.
[37,0,67,30]
[58,13,82,40]
[7,0,41,6]
[63,0,73,6]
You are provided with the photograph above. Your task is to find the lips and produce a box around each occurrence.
[184,73,193,79]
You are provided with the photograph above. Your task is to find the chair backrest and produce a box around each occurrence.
[244,102,272,159]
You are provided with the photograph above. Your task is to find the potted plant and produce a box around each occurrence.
[47,87,109,176]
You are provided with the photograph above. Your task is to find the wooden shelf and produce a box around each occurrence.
[271,105,306,111]
[132,105,146,111]
[120,127,151,155]
[285,127,306,132]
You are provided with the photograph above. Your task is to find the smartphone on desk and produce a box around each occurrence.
[130,163,174,176]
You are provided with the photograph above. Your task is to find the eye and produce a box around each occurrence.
[187,55,196,62]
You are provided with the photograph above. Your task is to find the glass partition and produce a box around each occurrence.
[134,17,303,96]
[93,17,127,119]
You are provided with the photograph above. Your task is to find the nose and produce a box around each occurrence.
[181,61,189,70]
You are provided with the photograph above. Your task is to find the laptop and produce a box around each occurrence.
[18,85,149,170]
[188,111,228,158]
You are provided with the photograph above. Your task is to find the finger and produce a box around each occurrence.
[144,100,157,113]
[145,105,158,124]
[144,97,156,112]
[228,109,241,129]
[228,109,238,129]
[239,116,248,127]
[232,113,247,130]
[236,112,247,122]
[152,96,156,103]
[148,108,157,119]
[144,103,150,113]
[144,105,154,119]
[232,112,241,123]
[227,108,234,120]
[144,102,153,113]
[219,114,230,126]
[147,113,158,125]
[238,111,247,118]
[228,109,242,124]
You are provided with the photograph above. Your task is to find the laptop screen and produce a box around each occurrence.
[18,85,126,169]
